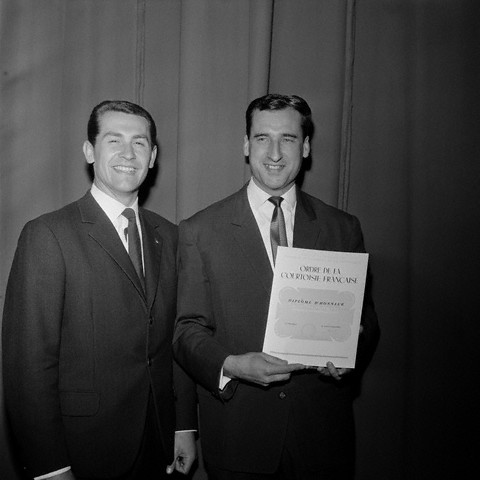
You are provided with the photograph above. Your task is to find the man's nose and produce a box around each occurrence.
[268,140,282,162]
[121,143,135,160]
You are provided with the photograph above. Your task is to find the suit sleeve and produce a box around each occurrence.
[2,220,70,477]
[348,216,380,372]
[173,359,198,431]
[152,218,198,433]
[173,220,231,394]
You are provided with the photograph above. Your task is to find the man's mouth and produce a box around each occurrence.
[114,165,136,174]
[265,164,284,171]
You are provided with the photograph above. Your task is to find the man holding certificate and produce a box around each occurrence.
[174,94,379,480]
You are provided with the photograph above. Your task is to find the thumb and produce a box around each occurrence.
[166,461,175,475]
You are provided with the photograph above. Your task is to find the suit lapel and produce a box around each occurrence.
[140,211,162,310]
[230,186,273,293]
[78,192,147,302]
[293,189,322,250]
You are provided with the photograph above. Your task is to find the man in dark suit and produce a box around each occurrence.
[173,94,379,480]
[2,100,197,480]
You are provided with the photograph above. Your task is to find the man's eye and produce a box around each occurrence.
[108,139,119,144]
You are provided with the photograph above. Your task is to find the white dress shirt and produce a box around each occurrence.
[246,178,296,267]
[91,184,144,272]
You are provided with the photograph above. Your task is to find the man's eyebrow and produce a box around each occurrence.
[102,131,122,138]
[252,132,299,138]
[102,132,149,140]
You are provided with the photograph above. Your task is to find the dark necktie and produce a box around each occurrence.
[268,196,288,265]
[122,208,145,289]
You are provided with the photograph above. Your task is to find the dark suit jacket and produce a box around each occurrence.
[2,192,196,479]
[173,185,379,476]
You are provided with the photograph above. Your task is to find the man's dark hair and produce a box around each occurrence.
[245,94,313,140]
[87,100,158,147]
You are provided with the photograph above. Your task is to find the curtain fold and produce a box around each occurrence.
[338,0,356,211]
[176,0,264,220]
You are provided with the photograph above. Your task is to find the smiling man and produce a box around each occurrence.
[173,94,379,480]
[244,105,310,197]
[2,101,197,480]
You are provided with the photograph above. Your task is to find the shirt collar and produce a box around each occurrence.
[90,183,139,224]
[247,178,297,212]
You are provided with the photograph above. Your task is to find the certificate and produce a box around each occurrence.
[262,247,369,368]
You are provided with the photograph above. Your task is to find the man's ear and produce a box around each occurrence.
[83,141,95,164]
[243,135,250,157]
[149,146,157,168]
[302,137,311,158]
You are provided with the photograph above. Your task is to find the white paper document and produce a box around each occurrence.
[262,247,369,368]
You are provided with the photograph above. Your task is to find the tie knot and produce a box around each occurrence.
[122,208,136,221]
[268,196,284,208]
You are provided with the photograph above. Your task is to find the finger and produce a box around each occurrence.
[265,362,305,376]
[286,362,306,370]
[177,460,192,475]
[253,379,271,387]
[252,373,282,386]
[317,363,337,378]
[326,361,337,373]
[326,362,342,380]
[261,372,294,384]
[174,459,186,474]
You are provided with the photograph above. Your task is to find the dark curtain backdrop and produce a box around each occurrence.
[351,1,479,478]
[1,1,479,479]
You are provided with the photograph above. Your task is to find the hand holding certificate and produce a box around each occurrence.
[262,247,369,368]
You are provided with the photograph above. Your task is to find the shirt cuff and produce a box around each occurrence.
[219,366,232,390]
[34,466,71,479]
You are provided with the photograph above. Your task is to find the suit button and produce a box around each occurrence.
[149,317,153,326]
[278,391,287,400]
[147,357,152,366]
